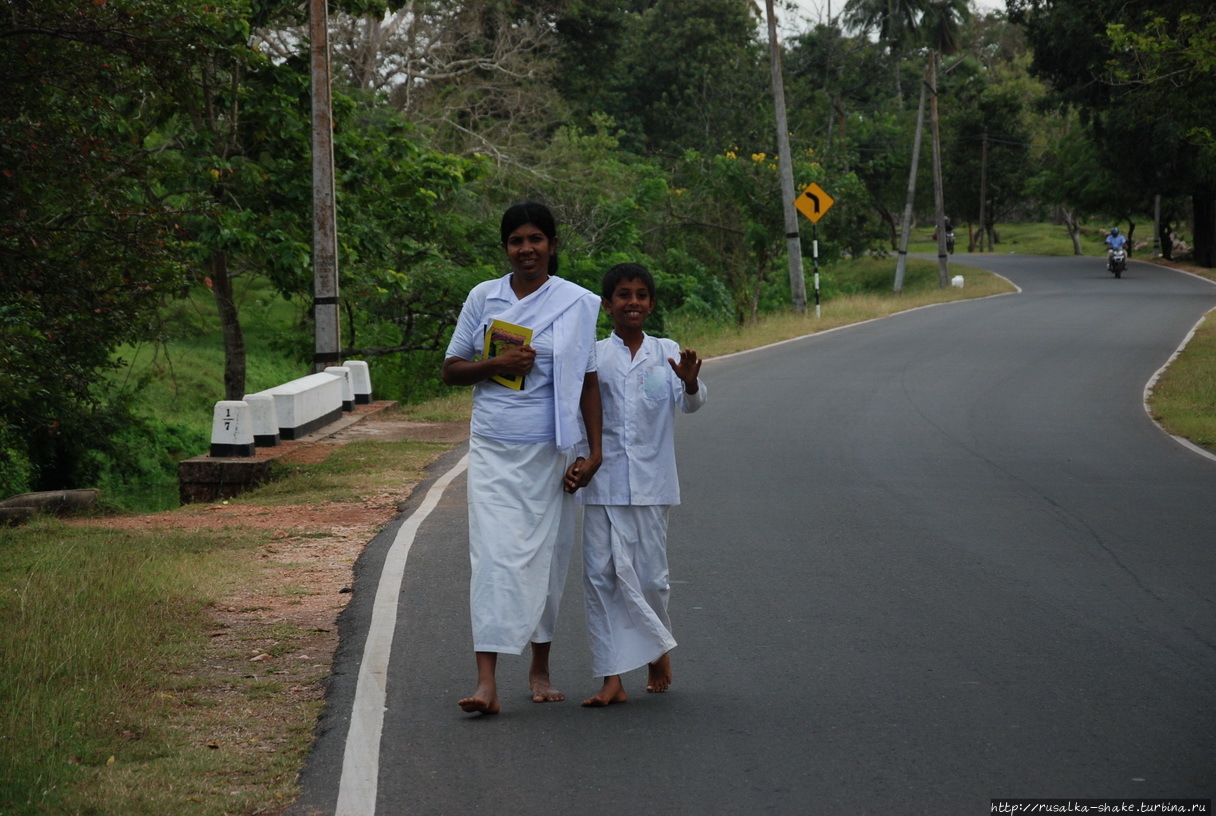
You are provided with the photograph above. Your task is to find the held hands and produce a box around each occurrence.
[563,454,601,494]
[668,348,702,393]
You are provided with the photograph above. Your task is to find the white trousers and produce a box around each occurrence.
[582,504,677,677]
[468,435,575,654]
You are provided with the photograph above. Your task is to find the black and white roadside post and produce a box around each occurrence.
[794,183,834,319]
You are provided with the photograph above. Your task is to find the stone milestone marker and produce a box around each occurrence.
[243,392,279,447]
[344,360,373,404]
[325,365,355,412]
[210,400,255,458]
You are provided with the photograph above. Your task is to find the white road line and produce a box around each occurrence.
[335,454,468,816]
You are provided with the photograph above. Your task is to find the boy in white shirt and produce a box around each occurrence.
[579,263,707,707]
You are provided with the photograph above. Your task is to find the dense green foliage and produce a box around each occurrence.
[2,0,1210,504]
[1010,0,1216,262]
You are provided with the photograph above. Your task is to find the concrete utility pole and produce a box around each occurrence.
[894,68,928,293]
[311,0,341,371]
[978,131,989,252]
[766,0,808,313]
[929,51,949,288]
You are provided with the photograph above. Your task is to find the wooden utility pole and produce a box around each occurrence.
[311,0,341,371]
[765,0,807,313]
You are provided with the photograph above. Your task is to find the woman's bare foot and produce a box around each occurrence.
[581,675,628,707]
[646,653,672,693]
[460,652,500,713]
[529,641,564,702]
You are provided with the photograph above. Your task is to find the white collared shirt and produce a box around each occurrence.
[580,332,706,506]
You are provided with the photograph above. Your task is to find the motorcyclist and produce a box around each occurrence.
[1105,227,1128,270]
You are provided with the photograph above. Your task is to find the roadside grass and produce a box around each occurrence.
[250,436,454,505]
[669,258,1013,357]
[1147,310,1216,450]
[0,521,265,815]
[3,242,1212,815]
[903,219,1179,258]
[0,435,443,816]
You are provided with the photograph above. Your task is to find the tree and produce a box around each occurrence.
[840,0,928,101]
[622,0,767,157]
[1026,126,1119,254]
[1010,0,1216,266]
[0,0,230,490]
[941,58,1034,250]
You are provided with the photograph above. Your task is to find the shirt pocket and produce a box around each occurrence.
[641,365,669,402]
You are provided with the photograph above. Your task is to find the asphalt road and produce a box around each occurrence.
[289,254,1216,816]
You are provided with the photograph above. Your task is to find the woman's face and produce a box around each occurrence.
[504,222,554,282]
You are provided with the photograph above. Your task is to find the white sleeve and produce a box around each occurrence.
[444,287,487,361]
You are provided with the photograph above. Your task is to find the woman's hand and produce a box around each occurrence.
[493,344,536,378]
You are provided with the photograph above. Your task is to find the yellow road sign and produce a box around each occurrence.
[795,183,834,223]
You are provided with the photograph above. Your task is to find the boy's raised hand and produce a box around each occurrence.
[668,348,702,391]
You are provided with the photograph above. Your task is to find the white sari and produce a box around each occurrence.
[467,436,576,654]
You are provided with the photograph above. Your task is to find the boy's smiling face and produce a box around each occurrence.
[603,277,654,332]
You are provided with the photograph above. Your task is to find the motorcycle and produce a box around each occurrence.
[1108,246,1126,278]
[945,229,955,254]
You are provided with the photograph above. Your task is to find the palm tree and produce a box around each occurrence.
[891,0,971,291]
[923,0,970,285]
[840,0,928,101]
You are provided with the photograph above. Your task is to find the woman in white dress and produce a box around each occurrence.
[442,201,603,714]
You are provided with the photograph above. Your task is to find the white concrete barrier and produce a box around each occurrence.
[210,400,255,457]
[325,366,355,412]
[344,360,373,404]
[262,372,344,440]
[242,392,279,447]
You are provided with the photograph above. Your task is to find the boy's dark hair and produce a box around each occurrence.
[600,262,655,300]
[500,201,559,274]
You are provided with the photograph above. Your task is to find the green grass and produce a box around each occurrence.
[903,219,1172,258]
[668,257,1014,357]
[1148,312,1216,449]
[0,434,443,816]
[0,521,260,814]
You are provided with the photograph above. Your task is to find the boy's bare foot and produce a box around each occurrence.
[581,675,628,707]
[529,671,565,703]
[646,653,672,693]
[458,686,501,715]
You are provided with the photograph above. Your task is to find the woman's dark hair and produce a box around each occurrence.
[500,201,559,274]
[600,262,655,301]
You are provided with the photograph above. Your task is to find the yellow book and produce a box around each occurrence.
[483,319,533,390]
